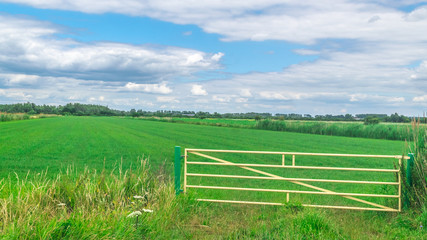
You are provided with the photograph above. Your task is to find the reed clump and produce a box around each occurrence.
[0,113,30,122]
[255,119,419,141]
[402,119,427,210]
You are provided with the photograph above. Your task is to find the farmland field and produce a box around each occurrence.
[2,116,424,239]
[0,116,409,209]
[0,116,407,178]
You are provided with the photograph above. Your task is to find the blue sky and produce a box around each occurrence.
[0,0,426,115]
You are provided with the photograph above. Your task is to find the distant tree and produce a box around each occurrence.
[364,116,380,125]
[130,109,138,117]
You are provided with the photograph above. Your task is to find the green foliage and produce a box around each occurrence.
[0,159,177,239]
[283,201,304,213]
[0,113,30,122]
[226,210,345,239]
[402,119,427,210]
[293,212,335,237]
[364,116,380,125]
[144,117,423,141]
[417,207,427,229]
[254,119,418,141]
[0,102,125,116]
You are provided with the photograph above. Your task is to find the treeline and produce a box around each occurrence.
[0,102,422,123]
[0,102,124,116]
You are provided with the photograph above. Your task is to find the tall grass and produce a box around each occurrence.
[255,119,417,141]
[0,158,178,239]
[0,113,30,122]
[2,160,427,239]
[139,117,422,141]
[402,119,427,210]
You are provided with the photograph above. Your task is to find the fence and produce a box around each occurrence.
[175,147,412,212]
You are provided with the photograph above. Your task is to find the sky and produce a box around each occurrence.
[0,0,426,116]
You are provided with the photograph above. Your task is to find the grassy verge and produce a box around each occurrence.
[0,159,177,239]
[1,158,426,239]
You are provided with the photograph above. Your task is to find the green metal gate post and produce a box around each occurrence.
[407,153,414,186]
[404,153,415,208]
[174,146,183,195]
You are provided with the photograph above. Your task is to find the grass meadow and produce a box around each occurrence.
[1,117,425,239]
[0,117,408,178]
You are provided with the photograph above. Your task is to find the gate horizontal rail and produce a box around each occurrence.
[184,148,409,211]
[187,185,400,198]
[186,173,400,185]
[186,161,399,172]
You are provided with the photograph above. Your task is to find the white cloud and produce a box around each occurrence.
[68,95,79,100]
[3,1,425,44]
[387,97,405,103]
[124,82,172,94]
[259,91,305,100]
[191,84,208,96]
[1,74,40,86]
[211,52,224,61]
[0,89,33,100]
[405,6,427,21]
[212,95,230,102]
[293,49,321,56]
[349,94,367,102]
[0,14,222,82]
[240,89,252,97]
[235,98,248,103]
[185,53,204,65]
[413,95,427,102]
[156,96,179,103]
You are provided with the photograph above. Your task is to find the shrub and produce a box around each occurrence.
[364,116,380,125]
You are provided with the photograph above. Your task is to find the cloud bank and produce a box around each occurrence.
[0,1,426,114]
[0,14,223,82]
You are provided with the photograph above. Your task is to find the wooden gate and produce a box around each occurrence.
[183,148,408,212]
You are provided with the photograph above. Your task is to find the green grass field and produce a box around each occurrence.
[0,116,408,209]
[1,117,424,239]
[0,116,407,178]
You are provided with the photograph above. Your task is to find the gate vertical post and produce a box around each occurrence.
[404,153,414,208]
[174,146,182,195]
[406,153,414,186]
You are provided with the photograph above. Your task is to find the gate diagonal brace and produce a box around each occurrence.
[190,151,394,211]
